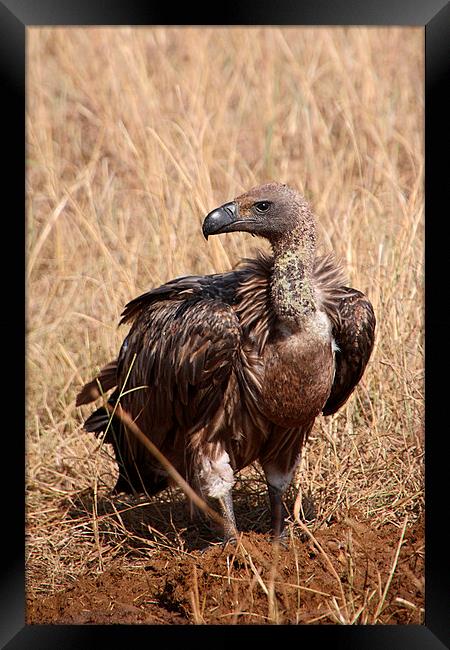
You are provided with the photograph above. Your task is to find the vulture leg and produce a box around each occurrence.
[267,484,287,540]
[217,491,238,542]
[193,444,237,542]
[188,490,237,543]
[260,425,311,542]
[261,456,300,543]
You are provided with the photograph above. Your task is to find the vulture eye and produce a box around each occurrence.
[254,201,272,213]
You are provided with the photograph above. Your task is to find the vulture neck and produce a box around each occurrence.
[270,224,317,327]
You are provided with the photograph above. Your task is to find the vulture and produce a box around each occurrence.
[77,183,375,542]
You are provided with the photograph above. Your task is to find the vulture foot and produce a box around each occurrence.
[268,526,290,549]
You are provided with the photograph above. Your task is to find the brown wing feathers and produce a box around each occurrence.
[117,287,244,440]
[322,289,376,415]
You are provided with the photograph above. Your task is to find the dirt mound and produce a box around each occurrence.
[27,516,423,625]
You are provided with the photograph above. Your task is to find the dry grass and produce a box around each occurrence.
[26,26,424,624]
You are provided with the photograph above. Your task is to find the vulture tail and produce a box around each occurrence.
[83,406,115,435]
[82,396,170,497]
[82,388,122,445]
[76,360,118,406]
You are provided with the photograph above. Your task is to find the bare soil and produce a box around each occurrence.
[27,505,424,625]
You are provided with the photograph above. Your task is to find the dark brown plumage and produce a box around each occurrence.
[77,183,375,541]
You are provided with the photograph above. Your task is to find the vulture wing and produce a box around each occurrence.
[322,288,376,415]
[75,360,117,406]
[79,275,247,494]
[114,276,245,446]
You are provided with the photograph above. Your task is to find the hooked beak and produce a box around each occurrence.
[202,202,239,240]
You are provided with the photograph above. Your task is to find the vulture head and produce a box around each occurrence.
[202,182,316,249]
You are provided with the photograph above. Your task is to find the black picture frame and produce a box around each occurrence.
[3,0,449,647]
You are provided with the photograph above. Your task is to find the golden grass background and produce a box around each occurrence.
[26,27,424,623]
